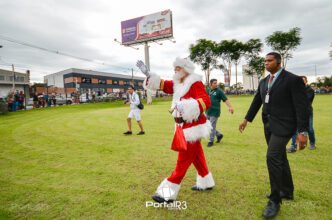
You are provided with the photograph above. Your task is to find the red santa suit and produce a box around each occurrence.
[144,57,215,202]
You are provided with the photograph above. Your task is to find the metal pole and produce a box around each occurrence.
[144,42,150,69]
[144,42,153,104]
[131,68,134,84]
[314,64,317,77]
[63,76,67,105]
[12,64,15,90]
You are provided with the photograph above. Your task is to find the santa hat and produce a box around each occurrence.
[173,57,195,74]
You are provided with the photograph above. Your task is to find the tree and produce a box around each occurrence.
[218,82,225,90]
[230,82,243,91]
[230,40,246,92]
[241,39,263,90]
[244,56,265,90]
[315,76,332,88]
[189,39,220,85]
[265,27,302,67]
[215,40,237,87]
[216,39,263,91]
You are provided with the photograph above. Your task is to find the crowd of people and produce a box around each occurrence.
[32,92,57,108]
[6,90,25,112]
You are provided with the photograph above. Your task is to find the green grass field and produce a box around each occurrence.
[0,95,331,219]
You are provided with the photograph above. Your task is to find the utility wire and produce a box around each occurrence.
[0,34,132,71]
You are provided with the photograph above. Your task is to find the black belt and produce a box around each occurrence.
[174,117,185,123]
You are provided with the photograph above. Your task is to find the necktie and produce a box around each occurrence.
[268,75,275,91]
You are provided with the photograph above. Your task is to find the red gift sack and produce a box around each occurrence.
[171,124,187,151]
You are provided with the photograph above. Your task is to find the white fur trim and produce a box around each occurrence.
[171,73,202,110]
[180,98,200,123]
[155,179,181,201]
[173,57,195,75]
[143,73,161,91]
[183,120,212,142]
[196,172,215,189]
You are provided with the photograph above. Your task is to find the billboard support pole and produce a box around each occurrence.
[144,42,150,70]
[144,42,152,104]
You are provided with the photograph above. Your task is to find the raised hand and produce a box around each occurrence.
[136,60,150,77]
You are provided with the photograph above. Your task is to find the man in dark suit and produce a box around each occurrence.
[239,52,308,219]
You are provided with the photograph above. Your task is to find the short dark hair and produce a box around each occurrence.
[266,52,282,64]
[210,79,217,84]
[128,85,135,90]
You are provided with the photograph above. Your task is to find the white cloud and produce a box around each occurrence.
[0,0,331,84]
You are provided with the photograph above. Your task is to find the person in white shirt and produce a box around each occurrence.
[124,85,145,135]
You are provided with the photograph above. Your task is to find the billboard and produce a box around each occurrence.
[121,10,173,45]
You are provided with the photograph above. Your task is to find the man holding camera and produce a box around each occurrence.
[123,85,145,135]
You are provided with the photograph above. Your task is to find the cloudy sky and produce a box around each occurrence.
[0,0,331,83]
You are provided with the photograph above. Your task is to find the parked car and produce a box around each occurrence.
[56,96,72,105]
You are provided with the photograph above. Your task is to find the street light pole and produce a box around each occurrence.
[11,64,15,90]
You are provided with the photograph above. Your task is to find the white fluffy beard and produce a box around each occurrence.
[173,71,186,82]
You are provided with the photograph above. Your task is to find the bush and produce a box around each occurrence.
[0,98,8,114]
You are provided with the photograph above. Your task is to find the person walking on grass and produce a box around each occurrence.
[137,57,215,203]
[206,79,234,147]
[123,85,145,135]
[239,52,308,219]
[288,75,316,152]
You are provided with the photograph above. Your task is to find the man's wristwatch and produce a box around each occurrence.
[300,131,308,137]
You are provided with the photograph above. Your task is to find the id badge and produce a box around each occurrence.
[265,94,270,103]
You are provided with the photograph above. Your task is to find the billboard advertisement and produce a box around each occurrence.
[121,10,173,45]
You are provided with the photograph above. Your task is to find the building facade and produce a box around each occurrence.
[44,68,145,95]
[242,65,259,91]
[0,69,30,98]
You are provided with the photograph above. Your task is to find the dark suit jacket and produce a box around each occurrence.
[245,69,308,137]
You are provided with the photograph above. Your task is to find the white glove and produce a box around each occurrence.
[175,101,184,114]
[136,60,150,77]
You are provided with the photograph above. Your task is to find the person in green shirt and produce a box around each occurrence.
[206,79,234,147]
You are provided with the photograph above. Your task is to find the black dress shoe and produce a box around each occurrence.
[207,142,213,147]
[216,134,224,143]
[152,194,173,203]
[123,131,132,135]
[191,185,213,191]
[137,131,145,135]
[262,200,280,219]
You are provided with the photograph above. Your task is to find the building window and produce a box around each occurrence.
[81,77,92,83]
[98,79,106,84]
[16,76,25,82]
[113,80,118,85]
[0,75,4,81]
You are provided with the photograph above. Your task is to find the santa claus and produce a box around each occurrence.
[136,57,215,203]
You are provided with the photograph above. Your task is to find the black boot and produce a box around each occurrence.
[191,185,213,191]
[152,194,173,203]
